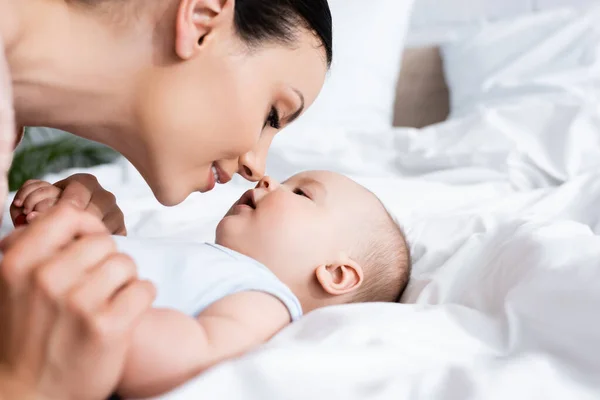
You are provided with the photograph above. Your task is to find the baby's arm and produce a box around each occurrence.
[118,291,291,399]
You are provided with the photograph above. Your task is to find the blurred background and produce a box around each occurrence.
[408,0,592,45]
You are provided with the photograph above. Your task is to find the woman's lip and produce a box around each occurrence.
[213,163,232,184]
[200,163,229,193]
[204,167,216,192]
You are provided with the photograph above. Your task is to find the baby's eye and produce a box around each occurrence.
[293,188,309,198]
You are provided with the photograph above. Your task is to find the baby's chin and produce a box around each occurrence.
[214,216,242,247]
[214,219,228,246]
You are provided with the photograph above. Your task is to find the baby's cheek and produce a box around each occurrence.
[278,214,317,248]
[255,210,296,242]
[267,203,303,230]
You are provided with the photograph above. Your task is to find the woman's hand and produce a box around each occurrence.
[0,205,155,400]
[10,174,127,235]
[0,41,16,224]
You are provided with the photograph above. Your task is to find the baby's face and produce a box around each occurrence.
[216,171,374,291]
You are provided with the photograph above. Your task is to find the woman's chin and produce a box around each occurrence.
[150,185,188,207]
[145,166,216,205]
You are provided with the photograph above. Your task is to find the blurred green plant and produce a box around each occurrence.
[8,128,119,191]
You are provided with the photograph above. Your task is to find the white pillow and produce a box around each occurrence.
[441,6,600,117]
[281,0,415,133]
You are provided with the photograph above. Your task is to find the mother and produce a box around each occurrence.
[0,0,332,398]
[0,0,331,205]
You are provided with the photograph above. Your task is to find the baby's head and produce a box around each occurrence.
[216,171,411,311]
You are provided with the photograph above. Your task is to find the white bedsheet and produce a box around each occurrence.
[140,97,599,399]
[3,77,600,400]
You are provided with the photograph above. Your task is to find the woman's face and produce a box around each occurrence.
[132,22,327,206]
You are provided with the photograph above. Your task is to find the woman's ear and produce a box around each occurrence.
[174,0,232,59]
[315,257,364,296]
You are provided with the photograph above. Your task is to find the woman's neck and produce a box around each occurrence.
[0,0,150,148]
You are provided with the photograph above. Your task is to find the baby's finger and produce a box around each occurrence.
[22,185,62,213]
[13,180,49,207]
[26,211,39,222]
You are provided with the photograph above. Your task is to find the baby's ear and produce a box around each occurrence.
[315,257,363,296]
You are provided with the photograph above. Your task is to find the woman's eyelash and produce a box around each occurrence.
[266,107,281,130]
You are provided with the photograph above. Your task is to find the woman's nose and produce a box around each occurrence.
[238,150,266,182]
[237,133,275,182]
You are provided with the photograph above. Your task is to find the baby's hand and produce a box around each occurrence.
[10,174,127,235]
[11,180,61,225]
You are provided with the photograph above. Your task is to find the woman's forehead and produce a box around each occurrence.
[250,31,327,103]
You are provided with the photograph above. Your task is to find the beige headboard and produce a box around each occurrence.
[393,47,450,129]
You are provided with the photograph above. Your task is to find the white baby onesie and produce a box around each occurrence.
[112,236,303,321]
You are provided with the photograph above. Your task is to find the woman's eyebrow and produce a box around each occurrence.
[284,89,305,125]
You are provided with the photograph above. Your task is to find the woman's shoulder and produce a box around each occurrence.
[0,40,16,146]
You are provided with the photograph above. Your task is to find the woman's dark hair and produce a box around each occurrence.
[234,0,333,67]
[72,0,332,66]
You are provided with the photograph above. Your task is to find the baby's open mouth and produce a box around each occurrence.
[237,190,256,210]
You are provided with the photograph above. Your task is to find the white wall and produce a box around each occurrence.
[407,0,597,46]
[411,0,533,26]
[411,0,596,24]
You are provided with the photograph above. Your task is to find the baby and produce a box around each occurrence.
[12,170,411,399]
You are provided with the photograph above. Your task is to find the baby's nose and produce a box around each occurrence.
[256,176,277,191]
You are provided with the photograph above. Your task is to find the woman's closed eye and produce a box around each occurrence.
[264,107,281,130]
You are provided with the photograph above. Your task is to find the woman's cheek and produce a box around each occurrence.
[219,100,264,160]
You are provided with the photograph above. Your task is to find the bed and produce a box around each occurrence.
[3,2,600,399]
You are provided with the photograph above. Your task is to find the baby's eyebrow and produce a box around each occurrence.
[308,179,326,192]
[302,178,327,200]
[284,177,327,200]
